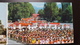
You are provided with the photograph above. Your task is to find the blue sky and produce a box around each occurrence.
[30,2,62,13]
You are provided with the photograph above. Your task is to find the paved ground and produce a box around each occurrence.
[8,38,24,45]
[0,44,6,45]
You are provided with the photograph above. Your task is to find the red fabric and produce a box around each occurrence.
[40,23,48,26]
[21,18,31,21]
[14,21,19,26]
[9,24,14,27]
[50,23,60,25]
[32,14,39,17]
[31,21,37,23]
[19,23,32,26]
[64,24,70,26]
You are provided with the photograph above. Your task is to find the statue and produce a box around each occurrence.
[0,20,4,35]
[0,20,1,24]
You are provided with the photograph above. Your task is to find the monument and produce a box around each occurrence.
[0,20,5,35]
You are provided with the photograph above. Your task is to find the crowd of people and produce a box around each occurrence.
[0,35,6,43]
[8,28,74,44]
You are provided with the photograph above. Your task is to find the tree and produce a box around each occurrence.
[57,8,63,22]
[8,2,35,22]
[61,5,73,23]
[44,2,59,22]
[38,9,44,19]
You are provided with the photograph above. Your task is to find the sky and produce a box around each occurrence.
[0,3,8,28]
[30,2,62,13]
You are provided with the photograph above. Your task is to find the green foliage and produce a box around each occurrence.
[43,2,59,21]
[38,9,44,19]
[37,2,73,23]
[61,5,73,23]
[8,2,35,22]
[8,2,73,23]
